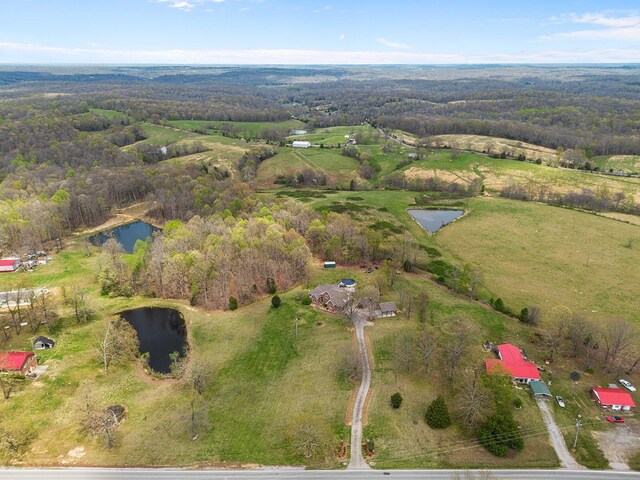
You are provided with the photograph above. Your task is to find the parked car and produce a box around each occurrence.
[618,379,637,392]
[555,396,565,408]
[606,416,625,423]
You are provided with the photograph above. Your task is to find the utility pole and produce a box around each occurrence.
[295,316,299,337]
[572,414,582,450]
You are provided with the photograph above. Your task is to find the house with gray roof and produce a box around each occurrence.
[309,284,350,312]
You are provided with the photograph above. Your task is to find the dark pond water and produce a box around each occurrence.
[407,209,464,233]
[89,221,158,253]
[119,307,187,374]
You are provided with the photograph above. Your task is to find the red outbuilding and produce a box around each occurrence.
[0,351,37,376]
[0,258,21,273]
[592,387,636,412]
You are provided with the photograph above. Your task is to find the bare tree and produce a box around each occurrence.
[95,318,139,374]
[458,370,490,428]
[418,292,429,323]
[287,416,332,459]
[416,329,437,375]
[443,321,472,380]
[0,373,23,400]
[186,358,211,440]
[79,388,121,449]
[394,333,415,374]
[601,317,637,370]
[566,315,594,358]
[541,305,571,360]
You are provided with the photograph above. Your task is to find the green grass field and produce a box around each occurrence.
[435,197,640,323]
[592,155,640,174]
[167,119,307,138]
[256,148,361,187]
[287,125,380,146]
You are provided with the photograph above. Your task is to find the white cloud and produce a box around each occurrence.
[313,5,332,13]
[156,0,224,11]
[377,37,410,50]
[339,34,345,41]
[0,42,639,64]
[544,11,640,40]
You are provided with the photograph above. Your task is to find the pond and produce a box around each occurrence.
[119,307,187,374]
[89,221,159,253]
[407,209,464,233]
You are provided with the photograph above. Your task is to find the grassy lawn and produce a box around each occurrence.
[434,197,640,323]
[0,244,352,467]
[256,148,361,188]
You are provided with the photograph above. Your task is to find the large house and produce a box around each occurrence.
[485,343,541,384]
[0,258,21,273]
[309,284,350,312]
[592,387,636,411]
[0,351,37,376]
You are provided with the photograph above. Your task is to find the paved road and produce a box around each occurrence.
[347,311,372,470]
[1,468,639,480]
[536,399,581,469]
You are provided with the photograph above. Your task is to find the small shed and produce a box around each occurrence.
[323,261,336,269]
[34,336,55,350]
[292,141,311,148]
[378,301,398,317]
[0,258,22,273]
[530,380,552,399]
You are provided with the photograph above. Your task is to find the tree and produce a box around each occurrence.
[519,306,540,325]
[229,296,238,311]
[394,333,415,373]
[601,317,637,370]
[287,416,332,459]
[390,392,403,409]
[426,395,451,429]
[458,370,490,429]
[477,412,523,457]
[266,277,277,294]
[541,305,571,360]
[187,358,211,439]
[79,388,123,449]
[566,315,595,358]
[271,295,281,309]
[0,374,23,400]
[95,318,139,374]
[416,329,437,375]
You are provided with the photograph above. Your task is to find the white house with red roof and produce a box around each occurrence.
[0,351,37,376]
[485,343,541,384]
[0,258,21,273]
[591,387,636,411]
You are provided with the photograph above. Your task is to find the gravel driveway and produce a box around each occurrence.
[537,399,581,469]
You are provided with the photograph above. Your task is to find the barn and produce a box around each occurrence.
[592,387,636,411]
[292,141,311,148]
[0,351,37,376]
[0,258,21,273]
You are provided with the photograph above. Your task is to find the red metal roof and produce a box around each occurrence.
[0,351,34,371]
[0,259,18,267]
[592,388,636,408]
[485,358,541,380]
[497,343,524,363]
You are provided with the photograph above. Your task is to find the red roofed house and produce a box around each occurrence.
[592,387,636,412]
[0,351,37,376]
[484,343,541,384]
[0,258,22,273]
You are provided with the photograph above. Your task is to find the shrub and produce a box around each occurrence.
[266,277,277,294]
[425,395,451,429]
[477,412,524,457]
[301,296,312,305]
[229,296,238,310]
[513,397,523,409]
[402,259,412,273]
[390,392,403,409]
[271,295,281,309]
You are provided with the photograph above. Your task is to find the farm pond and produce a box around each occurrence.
[119,307,187,374]
[89,220,159,253]
[408,209,464,233]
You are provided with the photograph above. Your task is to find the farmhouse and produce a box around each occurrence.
[378,301,398,318]
[33,336,55,350]
[0,351,37,376]
[292,141,311,148]
[485,343,541,384]
[591,387,636,411]
[309,284,350,312]
[0,258,22,273]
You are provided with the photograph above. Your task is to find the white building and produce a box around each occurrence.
[0,258,21,273]
[292,141,311,148]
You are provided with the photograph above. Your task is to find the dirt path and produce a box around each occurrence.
[347,311,371,470]
[536,399,582,469]
[594,422,640,470]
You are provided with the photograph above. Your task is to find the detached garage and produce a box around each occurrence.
[0,258,21,273]
[592,387,636,411]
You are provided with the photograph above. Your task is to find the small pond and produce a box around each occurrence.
[89,221,159,253]
[408,209,464,233]
[119,307,187,374]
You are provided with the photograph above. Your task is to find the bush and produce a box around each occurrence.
[271,295,281,309]
[425,395,451,429]
[301,296,312,305]
[477,412,524,457]
[402,259,412,273]
[513,397,523,409]
[390,392,403,409]
[266,277,277,294]
[229,296,238,310]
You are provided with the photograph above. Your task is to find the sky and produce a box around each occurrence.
[0,0,639,64]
